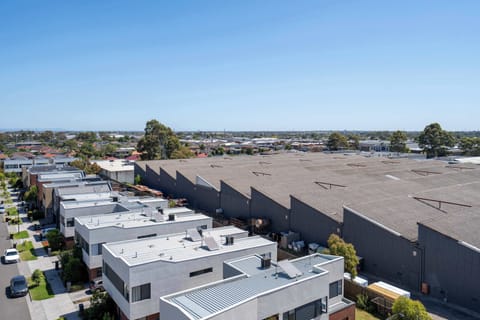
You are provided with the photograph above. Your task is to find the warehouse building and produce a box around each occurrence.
[136,153,480,314]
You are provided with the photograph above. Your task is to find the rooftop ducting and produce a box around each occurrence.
[260,253,271,269]
[225,236,234,245]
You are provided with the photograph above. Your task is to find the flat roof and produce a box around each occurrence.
[103,226,273,266]
[93,160,135,172]
[138,153,480,243]
[163,254,340,320]
[75,209,209,231]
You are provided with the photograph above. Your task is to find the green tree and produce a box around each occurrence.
[323,234,359,278]
[24,185,38,203]
[137,120,181,160]
[134,174,143,185]
[390,130,409,153]
[392,296,431,320]
[79,142,96,159]
[327,132,349,151]
[82,291,115,320]
[31,269,44,287]
[459,137,480,156]
[46,229,64,251]
[418,123,455,158]
[170,146,194,159]
[76,132,98,143]
[348,135,360,150]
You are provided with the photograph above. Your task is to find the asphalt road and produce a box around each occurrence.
[0,196,31,320]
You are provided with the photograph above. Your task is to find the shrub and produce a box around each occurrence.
[32,269,44,286]
[356,293,369,310]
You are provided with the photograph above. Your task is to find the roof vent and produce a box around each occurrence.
[261,253,271,269]
[225,235,234,245]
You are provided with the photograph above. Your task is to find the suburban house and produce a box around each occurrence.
[101,226,278,320]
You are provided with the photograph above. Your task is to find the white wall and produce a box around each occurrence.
[104,241,277,320]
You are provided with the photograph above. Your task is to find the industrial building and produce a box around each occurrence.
[136,153,480,314]
[102,226,278,320]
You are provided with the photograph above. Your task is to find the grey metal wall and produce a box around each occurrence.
[250,188,290,232]
[290,196,342,245]
[175,172,196,208]
[159,167,177,198]
[343,207,421,291]
[418,224,480,313]
[220,181,251,219]
[144,165,162,190]
[194,185,220,214]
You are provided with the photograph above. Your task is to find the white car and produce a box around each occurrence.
[4,248,20,263]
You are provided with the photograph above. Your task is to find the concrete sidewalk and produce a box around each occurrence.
[8,209,90,320]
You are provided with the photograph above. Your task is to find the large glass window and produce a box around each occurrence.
[282,297,327,320]
[329,280,342,298]
[103,262,127,301]
[131,283,151,302]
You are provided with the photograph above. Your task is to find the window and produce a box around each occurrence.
[329,280,342,298]
[189,267,213,277]
[131,283,151,302]
[282,297,327,320]
[103,262,127,301]
[137,233,157,239]
[91,243,104,256]
[66,218,74,227]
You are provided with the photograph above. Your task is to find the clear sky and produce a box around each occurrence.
[1,0,479,132]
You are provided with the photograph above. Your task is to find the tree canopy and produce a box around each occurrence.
[390,130,408,153]
[392,296,431,320]
[327,132,349,151]
[418,123,454,158]
[137,120,183,160]
[324,234,359,278]
[459,137,480,156]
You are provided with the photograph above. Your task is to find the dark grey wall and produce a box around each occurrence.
[290,196,342,245]
[343,207,421,291]
[195,185,220,213]
[220,181,251,219]
[134,163,146,182]
[143,165,162,190]
[250,188,290,232]
[159,168,177,198]
[418,224,480,313]
[175,172,196,207]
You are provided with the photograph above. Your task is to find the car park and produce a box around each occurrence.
[4,248,20,264]
[10,275,28,297]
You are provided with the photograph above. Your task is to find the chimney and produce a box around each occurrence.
[261,253,271,269]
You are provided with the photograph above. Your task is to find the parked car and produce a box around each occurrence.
[89,278,104,293]
[4,248,20,263]
[40,228,56,239]
[10,275,28,297]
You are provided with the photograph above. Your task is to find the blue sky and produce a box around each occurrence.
[1,0,479,132]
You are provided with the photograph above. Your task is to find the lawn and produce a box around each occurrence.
[28,274,54,300]
[17,241,38,261]
[13,230,29,239]
[356,308,380,320]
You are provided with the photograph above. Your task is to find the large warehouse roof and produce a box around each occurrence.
[138,152,480,244]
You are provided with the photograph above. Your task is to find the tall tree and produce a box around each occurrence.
[348,134,360,150]
[418,123,455,158]
[327,132,349,151]
[390,130,408,153]
[324,234,359,278]
[137,120,181,160]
